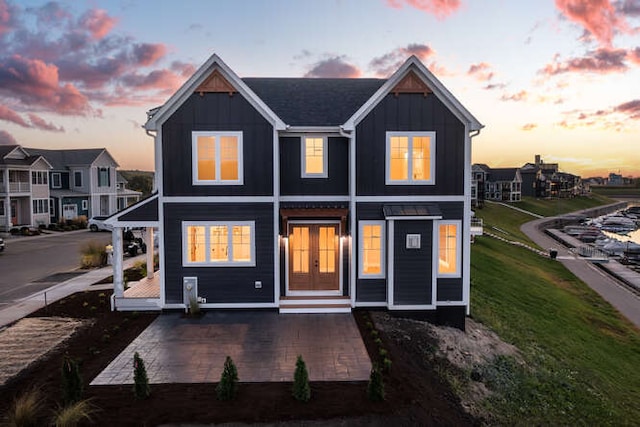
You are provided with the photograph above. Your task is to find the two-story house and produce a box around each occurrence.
[0,145,53,231]
[25,148,119,222]
[107,54,482,329]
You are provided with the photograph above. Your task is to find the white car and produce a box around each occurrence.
[88,216,113,232]
[0,236,4,252]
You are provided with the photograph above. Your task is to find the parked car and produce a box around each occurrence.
[88,216,113,232]
[0,236,4,252]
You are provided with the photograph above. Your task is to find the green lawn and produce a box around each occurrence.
[470,208,640,425]
[515,194,613,217]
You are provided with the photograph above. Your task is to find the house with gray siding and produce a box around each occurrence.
[107,54,483,329]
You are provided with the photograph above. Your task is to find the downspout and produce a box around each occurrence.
[465,127,482,316]
[145,128,157,193]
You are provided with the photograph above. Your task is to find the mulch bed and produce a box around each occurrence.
[0,290,477,426]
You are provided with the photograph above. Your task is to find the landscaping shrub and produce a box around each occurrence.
[216,356,239,401]
[188,294,201,317]
[61,356,83,405]
[133,352,150,400]
[80,240,107,268]
[367,365,385,401]
[292,355,311,402]
[5,388,46,427]
[52,399,97,427]
[10,227,20,235]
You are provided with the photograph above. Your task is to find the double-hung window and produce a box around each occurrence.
[32,199,48,214]
[98,168,110,187]
[358,221,385,278]
[438,221,461,277]
[301,136,327,178]
[51,173,61,189]
[183,221,255,266]
[74,171,82,187]
[192,131,243,185]
[386,131,435,185]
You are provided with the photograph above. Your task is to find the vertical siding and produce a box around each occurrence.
[393,220,433,305]
[355,93,466,196]
[162,93,274,197]
[163,203,274,304]
[279,136,349,195]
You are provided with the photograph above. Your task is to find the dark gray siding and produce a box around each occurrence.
[279,136,348,195]
[393,220,433,305]
[162,93,273,197]
[120,197,158,221]
[355,93,466,196]
[163,203,274,304]
[437,278,463,301]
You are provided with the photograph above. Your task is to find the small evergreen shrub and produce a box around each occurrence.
[133,352,151,399]
[292,355,311,402]
[216,356,239,400]
[367,365,385,401]
[61,356,83,405]
[382,357,392,373]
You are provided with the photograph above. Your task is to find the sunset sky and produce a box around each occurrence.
[1,0,639,177]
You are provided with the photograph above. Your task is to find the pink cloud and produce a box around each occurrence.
[171,61,196,78]
[121,69,183,91]
[555,0,631,46]
[616,0,640,16]
[521,123,538,131]
[614,99,640,118]
[484,82,507,90]
[386,0,462,19]
[0,129,17,145]
[304,56,362,78]
[78,8,117,40]
[500,90,528,102]
[0,105,29,127]
[540,47,628,75]
[0,0,16,35]
[629,47,640,64]
[370,43,436,76]
[467,62,495,81]
[132,43,167,66]
[28,1,72,27]
[28,113,64,132]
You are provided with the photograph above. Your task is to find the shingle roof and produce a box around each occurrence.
[489,168,519,181]
[24,148,106,170]
[0,145,42,167]
[383,204,442,218]
[242,78,386,126]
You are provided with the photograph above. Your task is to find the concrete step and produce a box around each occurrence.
[279,296,352,314]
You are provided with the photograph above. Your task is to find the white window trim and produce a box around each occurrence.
[182,221,256,267]
[437,220,461,278]
[192,131,244,185]
[52,173,62,189]
[358,220,386,279]
[385,131,436,185]
[301,136,328,178]
[82,200,88,210]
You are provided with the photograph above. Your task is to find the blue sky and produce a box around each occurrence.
[1,0,639,176]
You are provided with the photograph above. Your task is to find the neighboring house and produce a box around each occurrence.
[484,168,522,202]
[0,145,53,231]
[471,163,489,207]
[116,172,142,210]
[25,148,119,222]
[107,54,483,330]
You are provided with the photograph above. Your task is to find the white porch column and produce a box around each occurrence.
[112,228,124,299]
[3,169,10,231]
[145,226,154,279]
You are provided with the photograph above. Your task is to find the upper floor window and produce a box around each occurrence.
[302,137,327,178]
[192,131,243,185]
[98,167,110,187]
[52,173,62,189]
[386,132,435,185]
[74,171,82,187]
[31,171,48,185]
[182,221,255,266]
[438,221,461,277]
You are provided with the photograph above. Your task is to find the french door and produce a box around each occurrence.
[288,223,340,292]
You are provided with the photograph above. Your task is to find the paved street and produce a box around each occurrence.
[0,230,111,308]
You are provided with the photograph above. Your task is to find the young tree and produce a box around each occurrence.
[133,352,151,399]
[292,355,311,402]
[367,365,385,402]
[216,356,239,400]
[61,356,83,405]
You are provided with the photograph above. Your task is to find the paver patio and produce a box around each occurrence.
[91,311,371,385]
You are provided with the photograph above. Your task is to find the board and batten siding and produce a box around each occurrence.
[355,93,466,196]
[162,203,274,304]
[279,136,349,196]
[392,220,433,305]
[161,92,274,197]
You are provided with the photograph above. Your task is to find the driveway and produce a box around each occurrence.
[0,230,111,307]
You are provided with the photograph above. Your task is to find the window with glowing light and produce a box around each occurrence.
[302,136,327,177]
[359,221,385,278]
[183,221,255,266]
[438,221,461,277]
[192,131,243,185]
[386,132,435,185]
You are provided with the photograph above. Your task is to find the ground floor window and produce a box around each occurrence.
[183,221,255,266]
[358,221,385,278]
[438,221,461,277]
[32,199,48,214]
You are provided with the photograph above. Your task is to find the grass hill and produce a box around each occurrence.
[470,197,640,424]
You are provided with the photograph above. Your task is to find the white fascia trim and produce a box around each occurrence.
[388,304,437,310]
[105,194,159,224]
[356,195,465,202]
[164,196,274,203]
[280,195,350,202]
[437,300,467,306]
[163,302,278,309]
[354,301,387,307]
[385,215,443,221]
[283,126,342,134]
[342,56,482,131]
[146,55,286,131]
